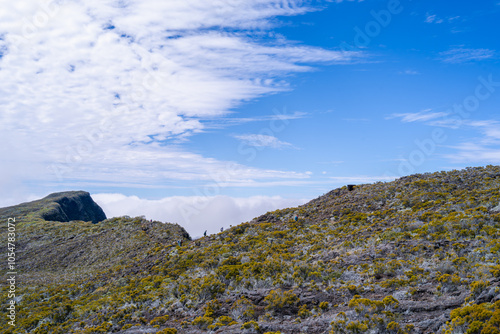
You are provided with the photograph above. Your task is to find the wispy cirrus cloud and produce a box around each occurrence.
[207,110,308,128]
[444,120,500,163]
[425,13,461,25]
[446,142,500,163]
[425,13,444,24]
[439,48,495,63]
[388,110,449,123]
[233,134,295,148]
[389,106,500,166]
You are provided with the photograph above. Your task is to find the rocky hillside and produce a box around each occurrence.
[2,166,500,334]
[1,192,190,287]
[14,216,191,286]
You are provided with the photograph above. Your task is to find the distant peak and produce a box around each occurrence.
[0,191,107,224]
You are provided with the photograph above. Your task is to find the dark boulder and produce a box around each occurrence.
[40,191,107,223]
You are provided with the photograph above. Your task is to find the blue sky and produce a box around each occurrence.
[1,0,499,235]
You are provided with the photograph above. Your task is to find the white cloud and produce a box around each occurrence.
[233,134,294,148]
[389,110,448,123]
[439,48,495,63]
[208,110,308,128]
[425,14,443,24]
[425,14,461,24]
[92,193,308,237]
[387,110,500,166]
[425,14,435,23]
[0,0,361,192]
[446,143,500,163]
[444,120,500,163]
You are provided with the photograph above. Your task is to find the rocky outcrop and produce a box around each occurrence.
[0,190,107,223]
[39,191,107,223]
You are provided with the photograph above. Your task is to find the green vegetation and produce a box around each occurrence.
[2,165,500,333]
[444,301,500,334]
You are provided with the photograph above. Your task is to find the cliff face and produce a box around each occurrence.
[39,191,107,223]
[0,191,107,223]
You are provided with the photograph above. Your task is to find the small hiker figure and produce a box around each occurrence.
[294,215,298,222]
[177,239,182,247]
[204,230,207,237]
[220,227,224,232]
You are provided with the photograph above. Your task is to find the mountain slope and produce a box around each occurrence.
[3,166,500,334]
[0,193,190,284]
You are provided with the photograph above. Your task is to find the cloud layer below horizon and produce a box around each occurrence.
[93,193,308,237]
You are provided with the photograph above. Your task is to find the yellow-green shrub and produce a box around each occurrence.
[241,320,260,331]
[150,315,169,326]
[192,316,214,330]
[157,328,178,334]
[298,305,311,318]
[264,289,299,311]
